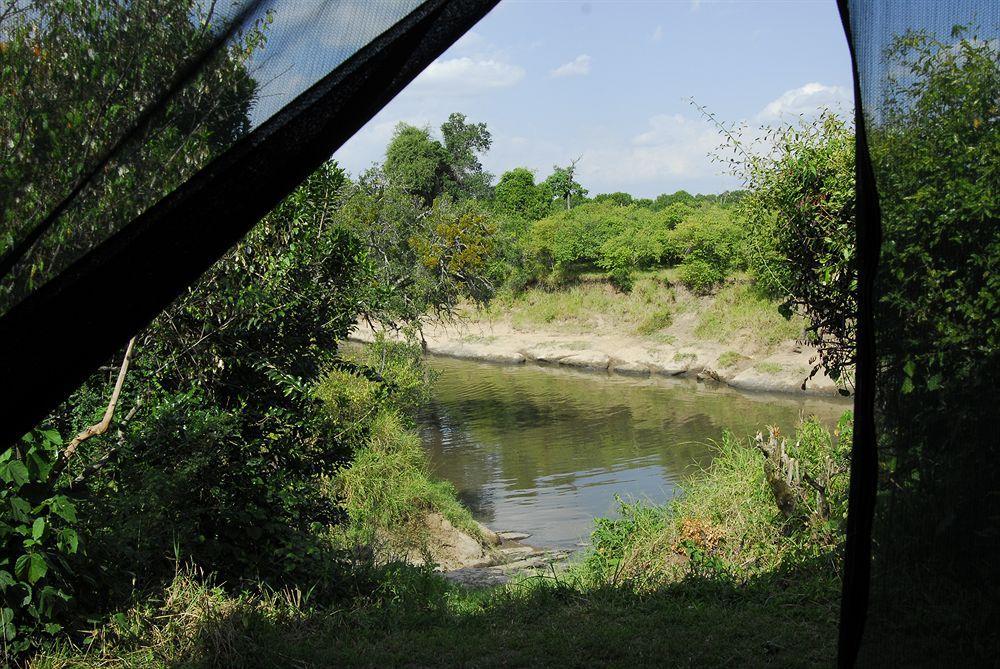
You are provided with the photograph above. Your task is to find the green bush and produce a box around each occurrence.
[678,259,725,294]
[1,430,79,654]
[730,112,855,382]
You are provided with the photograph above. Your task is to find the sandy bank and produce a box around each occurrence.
[349,320,845,397]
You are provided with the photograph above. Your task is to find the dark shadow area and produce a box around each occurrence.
[159,559,840,669]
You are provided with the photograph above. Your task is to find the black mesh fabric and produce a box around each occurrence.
[0,0,498,447]
[840,1,999,665]
[0,0,424,314]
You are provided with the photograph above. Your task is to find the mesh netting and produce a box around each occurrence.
[0,0,422,315]
[844,1,999,664]
[0,0,498,449]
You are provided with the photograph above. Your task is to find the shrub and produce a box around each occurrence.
[728,112,855,384]
[1,430,79,655]
[678,259,724,294]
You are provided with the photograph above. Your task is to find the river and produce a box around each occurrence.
[418,355,849,550]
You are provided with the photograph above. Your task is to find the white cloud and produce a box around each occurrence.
[652,25,664,42]
[408,57,525,96]
[757,82,851,121]
[574,113,729,193]
[690,0,702,11]
[550,54,592,78]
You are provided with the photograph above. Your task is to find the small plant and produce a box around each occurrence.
[717,351,745,368]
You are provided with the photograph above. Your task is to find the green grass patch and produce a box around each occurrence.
[489,272,676,335]
[717,351,746,368]
[693,281,802,351]
[673,351,697,363]
[754,361,784,374]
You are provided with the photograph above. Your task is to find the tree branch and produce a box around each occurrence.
[48,337,136,486]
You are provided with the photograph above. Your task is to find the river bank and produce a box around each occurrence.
[350,316,843,396]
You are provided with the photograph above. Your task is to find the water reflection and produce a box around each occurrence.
[419,357,849,549]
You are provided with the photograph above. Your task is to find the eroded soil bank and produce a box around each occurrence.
[350,319,843,396]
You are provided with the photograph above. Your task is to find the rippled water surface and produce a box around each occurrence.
[418,356,848,550]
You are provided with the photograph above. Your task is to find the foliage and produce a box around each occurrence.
[544,161,588,211]
[319,336,478,551]
[865,24,1000,614]
[384,114,493,204]
[440,112,493,200]
[0,0,264,310]
[1,430,78,656]
[724,111,856,385]
[592,192,634,207]
[492,168,553,223]
[59,163,369,601]
[335,171,504,325]
[384,124,450,203]
[664,205,746,293]
[527,202,673,289]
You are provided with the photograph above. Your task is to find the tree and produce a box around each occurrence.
[440,112,493,200]
[651,190,696,211]
[493,167,552,222]
[383,123,449,203]
[383,114,493,204]
[593,192,634,207]
[0,0,266,651]
[545,157,587,210]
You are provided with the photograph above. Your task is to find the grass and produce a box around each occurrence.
[717,350,746,368]
[332,408,481,549]
[754,361,784,374]
[481,271,802,359]
[488,271,677,337]
[316,341,482,552]
[693,280,802,352]
[38,416,851,668]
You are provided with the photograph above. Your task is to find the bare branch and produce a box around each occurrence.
[48,337,136,486]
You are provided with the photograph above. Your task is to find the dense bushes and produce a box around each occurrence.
[586,412,852,589]
[519,199,745,294]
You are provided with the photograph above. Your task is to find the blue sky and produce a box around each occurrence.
[331,0,854,197]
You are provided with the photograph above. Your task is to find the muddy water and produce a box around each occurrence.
[418,356,849,550]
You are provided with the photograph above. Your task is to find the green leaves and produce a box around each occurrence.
[0,429,77,654]
[15,553,47,584]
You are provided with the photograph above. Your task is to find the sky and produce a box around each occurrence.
[329,0,854,198]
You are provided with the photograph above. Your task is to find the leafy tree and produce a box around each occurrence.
[593,192,634,207]
[383,114,493,204]
[545,158,588,210]
[440,112,493,200]
[0,0,265,653]
[651,190,696,211]
[334,167,503,326]
[383,123,449,203]
[720,111,855,385]
[493,167,553,223]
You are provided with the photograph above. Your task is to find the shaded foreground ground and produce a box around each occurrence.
[38,563,838,669]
